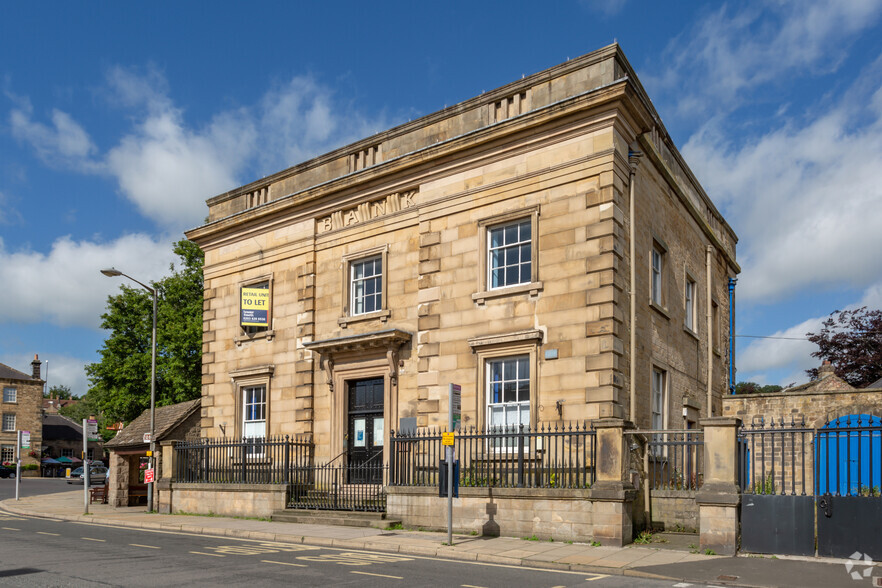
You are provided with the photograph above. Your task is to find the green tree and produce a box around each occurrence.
[806,307,882,388]
[86,239,204,423]
[44,384,75,399]
[734,382,783,395]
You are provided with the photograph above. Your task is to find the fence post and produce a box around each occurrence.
[157,441,175,514]
[589,418,637,546]
[284,435,291,486]
[389,431,397,486]
[517,424,525,488]
[696,417,741,555]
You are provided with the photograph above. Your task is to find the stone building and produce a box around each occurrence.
[186,43,739,465]
[0,356,43,468]
[41,413,106,470]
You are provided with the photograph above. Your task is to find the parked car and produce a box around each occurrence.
[66,466,107,485]
[0,465,15,479]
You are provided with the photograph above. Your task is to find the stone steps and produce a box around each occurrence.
[271,509,400,529]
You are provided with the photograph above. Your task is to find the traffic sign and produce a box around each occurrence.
[144,468,155,484]
[442,432,455,446]
[86,419,100,441]
[20,431,30,449]
[143,433,153,443]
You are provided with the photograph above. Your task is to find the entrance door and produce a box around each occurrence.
[347,378,384,484]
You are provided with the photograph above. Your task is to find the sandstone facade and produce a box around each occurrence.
[0,356,43,468]
[187,44,739,462]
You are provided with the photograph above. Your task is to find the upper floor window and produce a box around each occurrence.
[351,256,383,315]
[685,276,696,332]
[2,387,15,403]
[61,448,73,458]
[651,246,664,305]
[488,219,532,289]
[339,245,390,327]
[239,278,272,338]
[1,413,15,432]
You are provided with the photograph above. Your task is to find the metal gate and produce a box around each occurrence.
[739,417,815,556]
[815,415,882,560]
[739,415,882,558]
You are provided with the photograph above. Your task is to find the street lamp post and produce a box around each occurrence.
[101,267,157,512]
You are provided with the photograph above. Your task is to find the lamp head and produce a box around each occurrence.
[100,268,122,277]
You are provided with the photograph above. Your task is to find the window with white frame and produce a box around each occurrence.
[486,356,530,444]
[651,368,667,430]
[2,387,15,403]
[685,277,696,331]
[1,445,14,463]
[61,448,73,458]
[350,256,383,315]
[242,385,267,440]
[488,219,532,289]
[1,413,14,432]
[651,245,665,306]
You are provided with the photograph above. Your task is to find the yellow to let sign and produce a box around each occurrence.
[240,287,270,326]
[442,432,455,446]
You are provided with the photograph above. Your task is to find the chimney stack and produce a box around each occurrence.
[31,354,41,380]
[818,360,835,379]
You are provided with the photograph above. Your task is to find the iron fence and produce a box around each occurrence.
[389,422,596,489]
[739,417,814,496]
[287,462,388,511]
[632,430,704,490]
[173,435,313,484]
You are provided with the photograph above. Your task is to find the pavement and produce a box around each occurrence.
[1,490,875,588]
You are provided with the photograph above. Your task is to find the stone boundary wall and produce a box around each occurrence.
[386,486,593,541]
[157,482,287,518]
[650,489,699,532]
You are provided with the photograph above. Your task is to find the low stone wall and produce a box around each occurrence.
[387,486,593,541]
[157,482,287,518]
[650,489,699,532]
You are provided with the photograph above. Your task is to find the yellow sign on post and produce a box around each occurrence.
[442,432,455,446]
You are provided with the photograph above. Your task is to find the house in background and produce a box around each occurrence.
[0,355,43,470]
[41,413,106,476]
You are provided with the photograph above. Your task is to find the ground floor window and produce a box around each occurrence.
[1,445,13,463]
[651,367,667,430]
[487,355,530,432]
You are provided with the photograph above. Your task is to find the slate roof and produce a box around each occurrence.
[104,398,201,449]
[0,362,36,381]
[42,413,84,441]
[867,377,882,389]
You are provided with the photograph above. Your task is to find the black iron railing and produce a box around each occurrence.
[635,430,704,490]
[390,422,595,489]
[173,435,313,484]
[287,462,388,511]
[739,417,813,496]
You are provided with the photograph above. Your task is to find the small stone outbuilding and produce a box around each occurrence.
[104,399,200,509]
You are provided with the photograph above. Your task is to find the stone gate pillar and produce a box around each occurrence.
[590,418,637,546]
[696,417,741,555]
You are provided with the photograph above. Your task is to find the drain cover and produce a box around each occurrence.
[717,575,739,581]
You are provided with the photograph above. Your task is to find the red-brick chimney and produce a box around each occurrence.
[31,354,41,380]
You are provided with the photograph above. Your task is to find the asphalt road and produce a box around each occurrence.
[0,477,85,502]
[0,500,706,587]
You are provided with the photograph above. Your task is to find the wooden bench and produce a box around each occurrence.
[89,485,108,504]
[128,485,148,506]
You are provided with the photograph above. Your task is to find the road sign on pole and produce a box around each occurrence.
[20,431,30,450]
[15,430,21,501]
[87,419,100,441]
[144,468,155,484]
[447,383,461,546]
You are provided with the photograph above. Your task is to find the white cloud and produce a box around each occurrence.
[649,0,882,117]
[739,316,821,377]
[9,102,97,166]
[0,233,175,329]
[0,352,91,399]
[684,67,882,303]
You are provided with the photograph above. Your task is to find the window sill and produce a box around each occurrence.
[235,329,275,346]
[338,309,391,328]
[649,301,670,320]
[683,326,700,341]
[473,281,543,305]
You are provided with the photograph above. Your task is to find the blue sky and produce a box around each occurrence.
[2,1,882,396]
